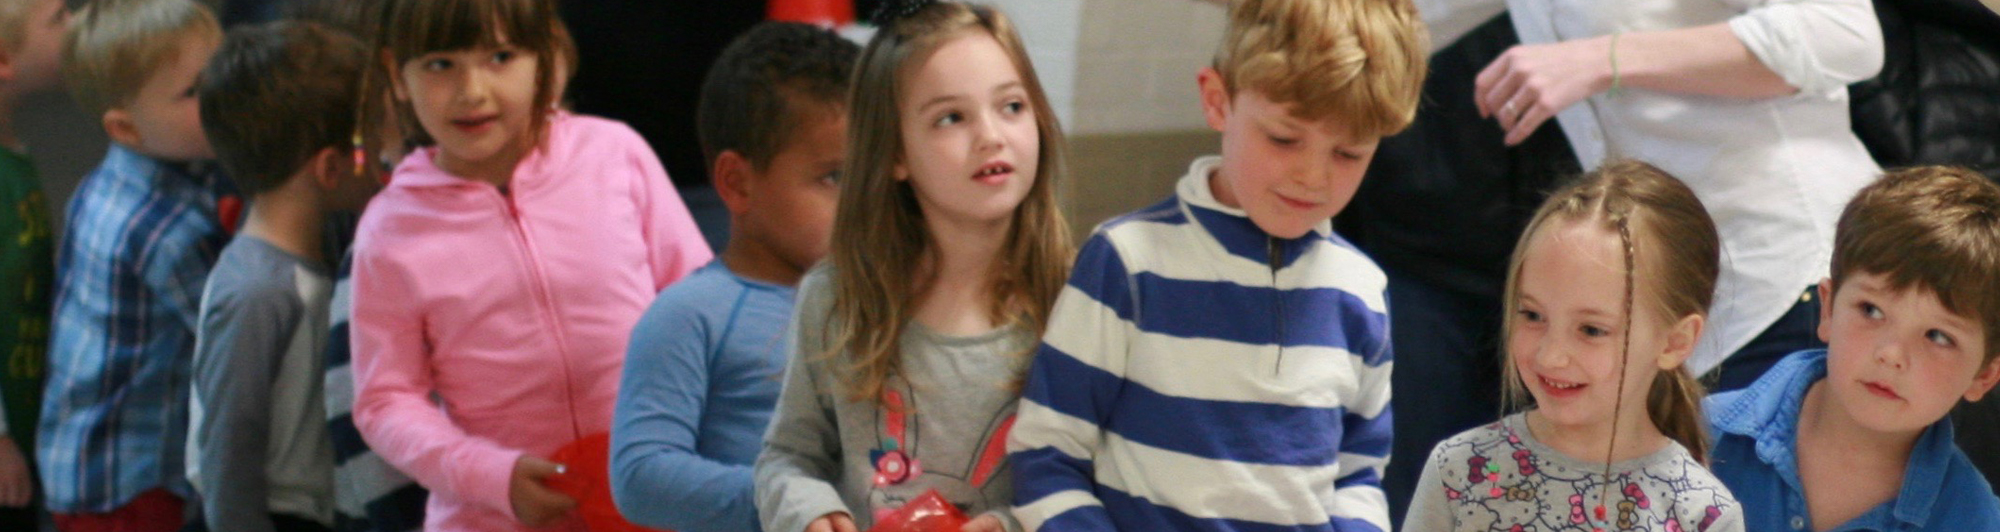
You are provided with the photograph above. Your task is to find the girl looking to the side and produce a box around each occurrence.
[347,0,710,530]
[751,2,1074,532]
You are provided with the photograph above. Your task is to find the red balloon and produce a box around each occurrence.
[546,433,674,532]
[866,490,969,532]
[768,0,854,26]
[217,195,243,235]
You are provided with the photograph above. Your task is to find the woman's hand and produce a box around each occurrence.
[1475,36,1613,146]
[1474,22,1802,146]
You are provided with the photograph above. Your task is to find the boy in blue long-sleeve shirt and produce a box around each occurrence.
[1005,1,1429,531]
[608,21,856,532]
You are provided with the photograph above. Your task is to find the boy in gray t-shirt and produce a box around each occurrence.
[182,21,377,532]
[189,237,336,530]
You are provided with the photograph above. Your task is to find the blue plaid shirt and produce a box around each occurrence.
[38,145,233,513]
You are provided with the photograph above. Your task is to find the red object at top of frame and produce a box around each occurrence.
[769,0,855,27]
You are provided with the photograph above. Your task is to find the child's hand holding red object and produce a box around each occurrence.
[865,490,969,532]
[546,433,673,532]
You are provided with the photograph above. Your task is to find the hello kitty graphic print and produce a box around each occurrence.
[1405,414,1744,532]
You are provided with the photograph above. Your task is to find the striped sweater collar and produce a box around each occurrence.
[1174,155,1337,269]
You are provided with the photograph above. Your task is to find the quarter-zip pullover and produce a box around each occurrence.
[1009,156,1396,531]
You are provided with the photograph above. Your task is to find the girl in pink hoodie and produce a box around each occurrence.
[347,1,711,530]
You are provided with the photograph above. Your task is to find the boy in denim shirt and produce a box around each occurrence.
[1707,166,2000,531]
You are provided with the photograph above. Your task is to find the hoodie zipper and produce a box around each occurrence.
[1268,236,1285,376]
[498,188,585,441]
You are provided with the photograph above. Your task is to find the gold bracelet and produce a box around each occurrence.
[1609,32,1624,95]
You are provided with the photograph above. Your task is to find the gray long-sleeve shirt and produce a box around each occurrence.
[754,267,1029,532]
[186,236,336,532]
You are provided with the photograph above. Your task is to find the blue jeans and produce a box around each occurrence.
[1383,270,1507,528]
[1708,287,1826,393]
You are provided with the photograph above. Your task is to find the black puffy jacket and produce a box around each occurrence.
[1335,14,1579,302]
[1849,0,2000,178]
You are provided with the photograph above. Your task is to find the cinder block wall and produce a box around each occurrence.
[1061,0,1226,237]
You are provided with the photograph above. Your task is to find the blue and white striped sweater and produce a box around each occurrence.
[325,253,426,532]
[1008,156,1393,532]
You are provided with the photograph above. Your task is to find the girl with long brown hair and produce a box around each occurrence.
[751,2,1072,532]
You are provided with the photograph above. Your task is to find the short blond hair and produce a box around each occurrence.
[63,0,220,116]
[1214,0,1428,139]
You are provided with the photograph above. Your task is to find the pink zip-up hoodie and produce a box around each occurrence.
[350,113,712,531]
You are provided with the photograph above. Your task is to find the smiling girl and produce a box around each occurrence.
[1405,161,1744,532]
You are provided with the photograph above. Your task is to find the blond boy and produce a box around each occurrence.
[1006,1,1427,530]
[38,0,227,529]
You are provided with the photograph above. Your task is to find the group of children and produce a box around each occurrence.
[0,0,1996,531]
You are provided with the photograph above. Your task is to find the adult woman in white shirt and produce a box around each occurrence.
[1423,0,1885,390]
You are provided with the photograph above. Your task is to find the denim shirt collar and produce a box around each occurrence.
[1891,415,1957,526]
[1710,349,1958,529]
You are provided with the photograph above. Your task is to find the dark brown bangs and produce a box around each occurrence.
[385,0,553,62]
[368,0,566,149]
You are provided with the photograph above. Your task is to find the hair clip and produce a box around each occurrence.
[868,0,938,27]
[351,131,368,178]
